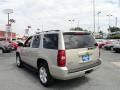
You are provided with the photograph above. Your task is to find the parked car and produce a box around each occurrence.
[104,44,114,50]
[0,41,11,53]
[10,41,18,50]
[103,40,119,50]
[96,39,118,48]
[16,30,101,87]
[10,40,24,50]
[113,45,120,53]
[96,39,107,48]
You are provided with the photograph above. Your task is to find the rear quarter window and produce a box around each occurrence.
[32,35,41,48]
[43,34,58,49]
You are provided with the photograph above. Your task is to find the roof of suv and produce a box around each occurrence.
[35,30,90,35]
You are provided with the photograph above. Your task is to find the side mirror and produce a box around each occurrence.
[18,43,24,47]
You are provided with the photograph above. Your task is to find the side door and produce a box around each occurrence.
[20,36,33,65]
[29,35,41,68]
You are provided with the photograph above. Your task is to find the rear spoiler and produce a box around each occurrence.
[63,32,90,35]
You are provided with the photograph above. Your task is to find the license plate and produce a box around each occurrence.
[82,55,90,62]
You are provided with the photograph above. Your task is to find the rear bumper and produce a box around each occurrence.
[50,59,101,80]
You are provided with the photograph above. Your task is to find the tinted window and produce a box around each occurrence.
[0,38,5,41]
[32,35,41,48]
[43,34,58,49]
[63,32,96,49]
[24,36,32,47]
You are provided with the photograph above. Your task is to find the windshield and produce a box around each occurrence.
[63,32,96,49]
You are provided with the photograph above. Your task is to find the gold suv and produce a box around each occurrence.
[16,30,101,87]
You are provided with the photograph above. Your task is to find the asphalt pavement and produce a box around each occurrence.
[0,50,120,90]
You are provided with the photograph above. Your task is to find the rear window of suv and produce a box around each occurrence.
[63,32,96,49]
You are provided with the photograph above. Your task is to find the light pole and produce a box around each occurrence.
[97,11,101,32]
[4,9,13,25]
[107,14,112,27]
[93,0,96,33]
[36,28,40,34]
[68,19,75,29]
[25,29,29,36]
[115,17,118,27]
[9,19,15,41]
[107,14,112,32]
[4,9,13,41]
[27,26,31,36]
[77,20,80,27]
[25,26,31,37]
[41,24,44,32]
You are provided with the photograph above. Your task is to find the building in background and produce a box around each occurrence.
[0,29,16,41]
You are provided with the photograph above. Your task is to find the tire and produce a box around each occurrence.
[115,50,119,53]
[38,63,54,87]
[16,54,23,68]
[111,47,114,51]
[0,49,3,54]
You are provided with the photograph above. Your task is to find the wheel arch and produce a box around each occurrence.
[37,58,54,86]
[0,47,4,52]
[37,58,49,69]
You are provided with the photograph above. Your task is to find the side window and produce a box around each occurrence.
[32,35,41,48]
[24,36,32,47]
[43,34,58,49]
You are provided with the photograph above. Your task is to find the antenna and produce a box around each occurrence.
[118,0,120,7]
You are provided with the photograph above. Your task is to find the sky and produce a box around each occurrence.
[0,0,120,35]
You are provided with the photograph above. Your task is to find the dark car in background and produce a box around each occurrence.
[104,44,114,50]
[0,40,11,53]
[113,45,120,53]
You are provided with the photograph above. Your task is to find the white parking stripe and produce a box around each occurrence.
[112,62,120,67]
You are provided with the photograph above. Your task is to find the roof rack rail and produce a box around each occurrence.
[43,30,60,32]
[35,30,60,34]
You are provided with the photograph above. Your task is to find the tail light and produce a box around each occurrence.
[57,50,66,67]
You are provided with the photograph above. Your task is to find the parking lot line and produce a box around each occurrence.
[111,62,120,67]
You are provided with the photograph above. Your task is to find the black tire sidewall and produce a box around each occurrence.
[16,55,23,67]
[38,63,54,87]
[0,48,3,54]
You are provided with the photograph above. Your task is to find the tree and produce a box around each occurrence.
[99,30,103,35]
[99,30,104,38]
[107,27,120,39]
[70,27,88,31]
[107,34,120,39]
[108,27,120,33]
